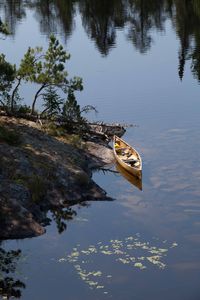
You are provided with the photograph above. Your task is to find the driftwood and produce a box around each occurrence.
[0,110,128,140]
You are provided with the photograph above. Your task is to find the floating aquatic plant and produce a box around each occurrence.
[59,235,178,294]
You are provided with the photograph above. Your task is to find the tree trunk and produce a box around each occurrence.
[0,99,5,106]
[31,84,46,115]
[11,77,21,112]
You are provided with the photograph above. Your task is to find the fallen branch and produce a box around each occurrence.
[98,167,119,174]
[1,110,127,136]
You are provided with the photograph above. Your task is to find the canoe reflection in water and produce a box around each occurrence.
[115,162,142,191]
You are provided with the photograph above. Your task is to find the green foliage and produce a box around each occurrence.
[43,34,70,84]
[62,89,83,123]
[66,76,83,92]
[43,122,66,137]
[27,34,72,114]
[13,34,83,115]
[0,55,16,89]
[17,105,32,114]
[9,47,43,111]
[68,134,84,148]
[62,88,89,133]
[0,34,85,124]
[0,54,16,107]
[41,86,63,116]
[18,46,43,80]
[0,125,21,146]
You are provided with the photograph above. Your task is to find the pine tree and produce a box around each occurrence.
[62,88,87,132]
[63,89,83,123]
[42,87,63,117]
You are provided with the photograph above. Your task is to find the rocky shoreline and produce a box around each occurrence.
[0,116,125,239]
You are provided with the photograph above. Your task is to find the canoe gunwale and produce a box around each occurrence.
[113,135,142,178]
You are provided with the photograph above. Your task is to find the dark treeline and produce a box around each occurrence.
[0,0,200,80]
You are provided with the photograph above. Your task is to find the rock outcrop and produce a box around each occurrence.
[0,116,122,239]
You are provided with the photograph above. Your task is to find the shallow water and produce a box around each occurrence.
[1,1,200,299]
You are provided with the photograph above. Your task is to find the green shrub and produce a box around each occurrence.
[17,105,32,114]
[43,122,66,137]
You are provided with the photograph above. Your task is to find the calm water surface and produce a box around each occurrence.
[0,1,200,299]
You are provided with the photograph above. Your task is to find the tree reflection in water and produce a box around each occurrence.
[1,0,200,80]
[49,201,90,234]
[50,206,77,234]
[0,248,25,299]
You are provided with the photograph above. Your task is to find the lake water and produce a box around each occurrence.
[1,1,200,299]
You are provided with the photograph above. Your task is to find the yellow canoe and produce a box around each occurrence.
[113,135,142,179]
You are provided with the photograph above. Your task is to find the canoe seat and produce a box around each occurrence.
[123,159,139,166]
[123,158,138,163]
